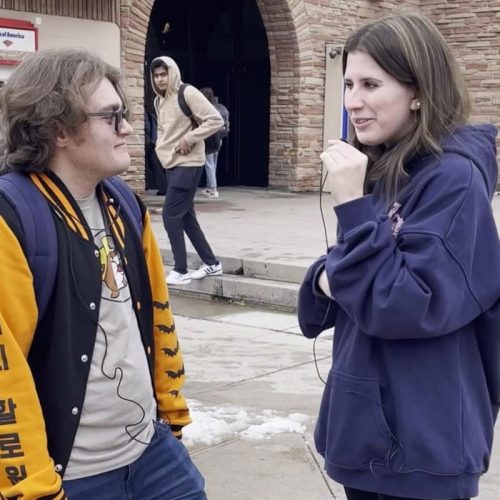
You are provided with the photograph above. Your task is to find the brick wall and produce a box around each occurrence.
[421,0,500,167]
[3,0,498,191]
[121,0,425,192]
[54,0,500,192]
[261,0,420,191]
[119,0,152,190]
[264,0,499,190]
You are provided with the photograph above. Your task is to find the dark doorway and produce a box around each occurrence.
[145,0,270,188]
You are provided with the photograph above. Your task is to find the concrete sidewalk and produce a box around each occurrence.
[171,296,340,500]
[146,187,338,269]
[146,186,500,270]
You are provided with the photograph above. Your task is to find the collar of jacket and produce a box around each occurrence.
[29,171,127,250]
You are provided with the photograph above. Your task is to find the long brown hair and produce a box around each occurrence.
[342,13,470,201]
[0,49,124,173]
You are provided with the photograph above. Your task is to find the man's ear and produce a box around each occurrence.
[55,127,68,148]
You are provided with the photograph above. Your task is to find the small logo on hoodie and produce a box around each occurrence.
[388,202,404,237]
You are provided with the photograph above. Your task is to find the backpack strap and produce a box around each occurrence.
[0,173,57,322]
[178,83,198,129]
[103,176,143,241]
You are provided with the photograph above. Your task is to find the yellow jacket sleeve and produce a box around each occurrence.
[141,212,191,435]
[0,216,64,499]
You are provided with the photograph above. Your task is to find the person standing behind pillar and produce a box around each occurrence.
[200,87,230,199]
[151,57,224,285]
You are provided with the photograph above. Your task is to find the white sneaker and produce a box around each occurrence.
[166,270,192,285]
[203,188,219,199]
[190,262,223,279]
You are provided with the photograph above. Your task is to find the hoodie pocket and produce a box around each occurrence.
[318,370,394,469]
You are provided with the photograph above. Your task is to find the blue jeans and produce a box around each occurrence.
[63,420,206,499]
[205,152,219,189]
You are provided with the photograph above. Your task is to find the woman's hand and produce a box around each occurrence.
[320,140,368,206]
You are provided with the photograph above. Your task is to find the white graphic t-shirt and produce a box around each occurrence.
[64,191,156,480]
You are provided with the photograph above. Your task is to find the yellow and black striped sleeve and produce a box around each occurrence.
[0,210,64,499]
[141,210,191,436]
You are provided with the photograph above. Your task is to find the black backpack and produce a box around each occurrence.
[215,102,230,138]
[177,83,222,154]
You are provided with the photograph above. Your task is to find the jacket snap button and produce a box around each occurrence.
[55,464,63,472]
[71,407,79,415]
[81,354,88,362]
[89,302,96,310]
[94,249,99,258]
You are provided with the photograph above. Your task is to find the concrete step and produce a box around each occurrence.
[161,249,306,312]
[160,249,306,285]
[165,272,299,312]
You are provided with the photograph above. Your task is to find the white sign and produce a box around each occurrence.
[0,27,36,52]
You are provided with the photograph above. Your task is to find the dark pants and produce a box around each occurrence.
[63,420,206,499]
[163,166,217,274]
[345,487,469,500]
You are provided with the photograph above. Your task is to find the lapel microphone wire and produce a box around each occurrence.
[312,156,335,386]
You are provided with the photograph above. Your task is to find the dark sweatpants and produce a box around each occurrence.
[163,166,217,274]
[345,487,469,500]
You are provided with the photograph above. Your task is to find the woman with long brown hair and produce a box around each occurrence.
[299,13,499,500]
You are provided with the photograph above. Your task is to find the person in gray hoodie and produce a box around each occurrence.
[151,56,223,285]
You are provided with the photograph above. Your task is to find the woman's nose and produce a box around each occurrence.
[344,90,363,112]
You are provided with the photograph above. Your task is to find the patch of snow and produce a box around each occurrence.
[182,400,309,448]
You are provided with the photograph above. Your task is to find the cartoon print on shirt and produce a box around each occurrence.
[99,235,128,299]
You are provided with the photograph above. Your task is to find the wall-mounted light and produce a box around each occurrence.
[328,46,342,59]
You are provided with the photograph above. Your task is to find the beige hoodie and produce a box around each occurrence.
[151,56,223,169]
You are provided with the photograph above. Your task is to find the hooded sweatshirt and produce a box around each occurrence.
[150,56,223,169]
[298,124,500,499]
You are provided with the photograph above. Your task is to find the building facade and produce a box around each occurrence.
[0,0,499,191]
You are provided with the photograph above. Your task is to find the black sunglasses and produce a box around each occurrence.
[88,108,130,133]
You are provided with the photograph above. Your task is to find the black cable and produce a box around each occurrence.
[96,323,150,445]
[54,199,152,446]
[319,163,330,251]
[312,145,341,386]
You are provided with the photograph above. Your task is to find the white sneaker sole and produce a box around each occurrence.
[191,270,222,280]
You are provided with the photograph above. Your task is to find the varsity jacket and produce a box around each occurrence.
[0,172,190,499]
[298,124,500,499]
[151,56,223,169]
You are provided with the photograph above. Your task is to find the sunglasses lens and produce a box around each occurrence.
[115,109,129,132]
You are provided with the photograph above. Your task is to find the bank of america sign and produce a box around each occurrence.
[0,27,36,52]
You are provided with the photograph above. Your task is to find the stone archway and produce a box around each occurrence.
[255,0,302,190]
[256,1,352,191]
[120,0,308,191]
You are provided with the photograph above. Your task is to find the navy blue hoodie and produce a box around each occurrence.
[298,124,500,499]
